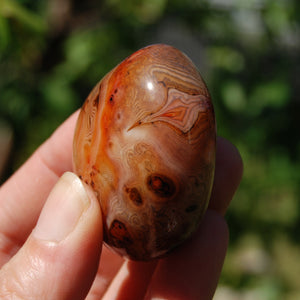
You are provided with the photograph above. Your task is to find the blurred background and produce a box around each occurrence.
[0,0,299,299]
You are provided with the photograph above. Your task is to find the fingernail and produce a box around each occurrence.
[34,172,91,242]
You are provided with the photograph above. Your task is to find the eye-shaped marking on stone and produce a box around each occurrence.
[147,174,175,198]
[129,89,210,133]
[109,220,133,245]
[125,187,143,206]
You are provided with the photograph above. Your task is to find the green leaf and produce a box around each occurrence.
[250,80,290,115]
[0,15,10,52]
[221,80,247,112]
[208,46,245,72]
[0,0,47,33]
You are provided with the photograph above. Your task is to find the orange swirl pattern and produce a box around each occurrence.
[130,89,211,134]
[73,44,216,260]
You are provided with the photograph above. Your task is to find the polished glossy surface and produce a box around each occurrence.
[73,44,216,260]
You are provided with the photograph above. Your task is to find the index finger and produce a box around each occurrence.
[0,111,79,246]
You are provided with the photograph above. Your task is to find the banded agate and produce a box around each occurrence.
[73,44,216,260]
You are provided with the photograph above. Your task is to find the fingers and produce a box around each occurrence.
[0,111,79,260]
[99,214,227,300]
[209,137,243,215]
[145,210,228,300]
[0,172,103,300]
[86,246,125,299]
[101,260,157,300]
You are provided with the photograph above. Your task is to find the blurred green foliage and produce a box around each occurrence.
[0,0,299,298]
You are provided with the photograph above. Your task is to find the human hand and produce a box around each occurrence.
[0,111,243,300]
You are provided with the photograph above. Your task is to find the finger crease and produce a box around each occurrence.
[0,231,23,266]
[35,145,62,180]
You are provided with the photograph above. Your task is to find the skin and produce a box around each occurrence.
[0,110,243,299]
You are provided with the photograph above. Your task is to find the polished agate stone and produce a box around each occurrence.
[73,44,216,260]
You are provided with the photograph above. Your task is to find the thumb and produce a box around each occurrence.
[0,172,103,300]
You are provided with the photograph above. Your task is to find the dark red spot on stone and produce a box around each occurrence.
[125,187,143,206]
[147,174,175,197]
[109,220,133,247]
